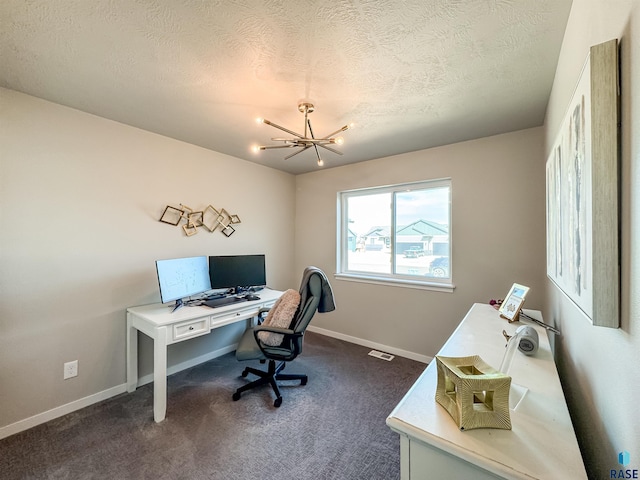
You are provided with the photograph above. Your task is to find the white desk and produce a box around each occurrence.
[386,303,587,480]
[127,288,282,422]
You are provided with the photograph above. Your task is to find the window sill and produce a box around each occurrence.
[334,273,455,293]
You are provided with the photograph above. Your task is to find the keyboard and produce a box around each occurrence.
[204,296,248,308]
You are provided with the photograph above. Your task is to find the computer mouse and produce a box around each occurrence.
[245,294,260,301]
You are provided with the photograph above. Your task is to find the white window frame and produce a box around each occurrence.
[336,179,454,292]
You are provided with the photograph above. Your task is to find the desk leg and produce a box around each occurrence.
[153,326,168,423]
[126,313,138,393]
[399,434,410,480]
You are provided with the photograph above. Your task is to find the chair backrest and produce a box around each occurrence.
[260,268,328,361]
[291,272,322,334]
[271,271,321,359]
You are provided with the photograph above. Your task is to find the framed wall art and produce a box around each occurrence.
[546,39,620,328]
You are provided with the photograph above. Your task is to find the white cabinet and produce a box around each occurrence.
[387,303,587,480]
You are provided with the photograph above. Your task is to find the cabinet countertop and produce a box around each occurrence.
[386,303,587,480]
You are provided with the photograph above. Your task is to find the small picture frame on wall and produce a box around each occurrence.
[159,205,185,226]
[187,211,203,228]
[221,225,235,237]
[499,283,530,322]
[202,205,221,232]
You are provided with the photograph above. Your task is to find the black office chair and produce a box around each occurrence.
[232,267,335,407]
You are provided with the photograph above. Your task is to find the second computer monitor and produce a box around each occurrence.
[209,254,266,292]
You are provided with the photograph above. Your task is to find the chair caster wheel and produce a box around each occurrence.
[241,369,248,378]
[301,377,308,386]
[232,392,241,401]
[274,397,282,408]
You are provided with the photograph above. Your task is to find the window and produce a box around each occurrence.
[337,179,452,291]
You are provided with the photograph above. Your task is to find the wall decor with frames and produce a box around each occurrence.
[159,204,241,237]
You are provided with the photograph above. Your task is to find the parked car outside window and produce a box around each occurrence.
[429,256,449,277]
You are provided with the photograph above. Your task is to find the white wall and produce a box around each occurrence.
[543,1,640,477]
[295,127,547,360]
[0,88,296,432]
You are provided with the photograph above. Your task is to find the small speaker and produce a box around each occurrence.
[516,325,539,355]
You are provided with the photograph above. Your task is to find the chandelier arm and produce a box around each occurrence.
[323,125,350,139]
[307,118,315,139]
[263,120,305,139]
[260,144,299,150]
[318,144,344,155]
[313,144,322,162]
[284,146,312,160]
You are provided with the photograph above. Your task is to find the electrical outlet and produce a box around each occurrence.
[63,360,78,380]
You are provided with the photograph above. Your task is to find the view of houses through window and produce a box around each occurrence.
[339,179,451,284]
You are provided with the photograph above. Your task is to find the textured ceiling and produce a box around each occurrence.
[0,0,572,175]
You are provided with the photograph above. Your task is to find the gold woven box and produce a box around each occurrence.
[435,355,512,431]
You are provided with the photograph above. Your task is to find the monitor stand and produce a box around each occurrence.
[171,298,184,313]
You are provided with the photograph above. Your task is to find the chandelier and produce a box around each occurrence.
[252,102,352,167]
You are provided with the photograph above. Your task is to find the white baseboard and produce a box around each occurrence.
[1,332,428,440]
[0,344,238,441]
[0,384,127,441]
[136,343,238,387]
[307,326,431,364]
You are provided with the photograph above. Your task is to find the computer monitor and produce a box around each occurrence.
[155,256,211,311]
[209,254,266,293]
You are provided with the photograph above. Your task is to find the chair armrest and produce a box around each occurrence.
[252,326,304,361]
[257,307,271,325]
[253,325,295,335]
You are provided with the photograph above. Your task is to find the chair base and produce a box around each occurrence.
[232,359,308,407]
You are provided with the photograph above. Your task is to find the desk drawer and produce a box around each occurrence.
[262,299,277,309]
[210,305,259,328]
[173,318,210,342]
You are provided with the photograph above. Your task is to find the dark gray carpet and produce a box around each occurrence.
[0,332,425,480]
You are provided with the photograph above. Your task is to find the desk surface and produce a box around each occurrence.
[386,303,587,480]
[127,288,282,326]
